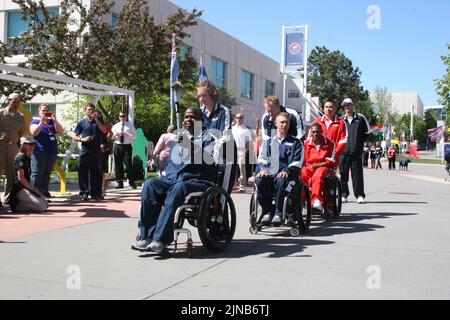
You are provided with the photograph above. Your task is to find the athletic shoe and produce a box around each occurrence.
[357,197,366,204]
[342,197,348,204]
[261,214,273,225]
[149,241,167,254]
[131,239,152,252]
[313,199,324,212]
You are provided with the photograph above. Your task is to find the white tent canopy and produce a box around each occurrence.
[0,63,135,122]
[0,63,136,171]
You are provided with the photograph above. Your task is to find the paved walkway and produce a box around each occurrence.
[1,163,449,300]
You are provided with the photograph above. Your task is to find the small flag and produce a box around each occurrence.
[198,55,208,83]
[170,34,180,126]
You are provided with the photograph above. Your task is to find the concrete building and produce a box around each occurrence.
[391,92,424,118]
[1,0,301,129]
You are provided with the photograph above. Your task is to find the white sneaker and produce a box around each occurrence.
[313,199,323,211]
[342,197,348,204]
[357,197,366,204]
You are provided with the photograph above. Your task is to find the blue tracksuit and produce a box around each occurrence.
[255,135,303,217]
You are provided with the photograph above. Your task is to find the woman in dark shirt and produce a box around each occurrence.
[8,136,49,213]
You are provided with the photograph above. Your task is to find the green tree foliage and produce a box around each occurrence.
[397,113,427,144]
[434,43,450,127]
[307,46,372,121]
[1,0,202,143]
[424,109,439,130]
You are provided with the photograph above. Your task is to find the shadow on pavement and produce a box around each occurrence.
[308,212,417,238]
[138,238,335,260]
[367,201,428,205]
[0,240,27,244]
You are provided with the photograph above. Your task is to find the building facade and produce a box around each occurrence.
[1,0,287,128]
[390,92,424,118]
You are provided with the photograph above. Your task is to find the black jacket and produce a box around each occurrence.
[341,113,372,155]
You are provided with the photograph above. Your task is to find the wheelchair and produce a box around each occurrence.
[322,168,342,220]
[249,179,312,237]
[136,162,237,258]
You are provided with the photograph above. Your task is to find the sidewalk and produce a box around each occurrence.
[1,165,450,299]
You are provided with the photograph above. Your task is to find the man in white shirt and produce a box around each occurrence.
[111,112,137,189]
[231,113,253,192]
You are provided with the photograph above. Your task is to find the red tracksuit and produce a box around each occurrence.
[313,115,347,165]
[301,136,336,204]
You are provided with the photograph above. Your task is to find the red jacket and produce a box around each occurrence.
[387,146,397,159]
[313,115,347,158]
[304,136,336,168]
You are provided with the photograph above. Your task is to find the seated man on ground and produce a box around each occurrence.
[131,107,217,254]
[301,123,336,212]
[255,112,303,226]
[8,136,49,213]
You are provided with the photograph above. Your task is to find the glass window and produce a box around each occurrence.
[25,103,57,117]
[179,43,192,61]
[211,57,227,88]
[112,14,118,27]
[240,70,254,100]
[7,7,59,38]
[265,80,275,97]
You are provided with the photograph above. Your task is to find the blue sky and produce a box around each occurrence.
[170,0,449,106]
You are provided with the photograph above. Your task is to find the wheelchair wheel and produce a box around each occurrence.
[249,191,261,234]
[198,187,236,253]
[324,175,342,219]
[298,183,312,232]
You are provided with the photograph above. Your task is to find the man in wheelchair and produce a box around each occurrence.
[301,123,336,213]
[255,113,304,226]
[131,107,217,253]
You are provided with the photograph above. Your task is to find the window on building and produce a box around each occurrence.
[112,13,118,27]
[241,70,254,100]
[265,80,275,97]
[24,103,57,117]
[7,7,59,54]
[211,57,227,88]
[179,43,192,61]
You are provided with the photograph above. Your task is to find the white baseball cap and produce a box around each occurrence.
[342,98,354,106]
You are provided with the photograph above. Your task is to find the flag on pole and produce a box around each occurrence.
[170,34,180,126]
[198,55,208,83]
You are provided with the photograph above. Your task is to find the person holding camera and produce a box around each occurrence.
[73,103,108,201]
[30,103,63,198]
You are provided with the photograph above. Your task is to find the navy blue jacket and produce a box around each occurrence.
[262,106,305,142]
[256,135,304,179]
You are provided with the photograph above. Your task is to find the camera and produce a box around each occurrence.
[44,112,53,118]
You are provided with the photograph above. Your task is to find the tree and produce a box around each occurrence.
[307,46,371,120]
[424,109,439,130]
[6,0,201,98]
[397,113,427,144]
[434,43,450,126]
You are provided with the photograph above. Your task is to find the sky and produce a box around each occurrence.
[170,0,449,107]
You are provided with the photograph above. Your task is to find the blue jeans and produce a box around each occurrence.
[139,178,208,245]
[31,150,58,195]
[255,176,291,217]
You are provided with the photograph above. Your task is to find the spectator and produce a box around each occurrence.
[7,136,49,213]
[99,121,113,192]
[0,93,27,206]
[111,112,137,189]
[151,125,177,176]
[370,144,376,169]
[73,104,108,201]
[232,113,252,192]
[30,104,64,198]
[146,140,155,172]
[362,142,370,168]
[387,144,397,170]
[375,142,383,170]
[339,98,372,204]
